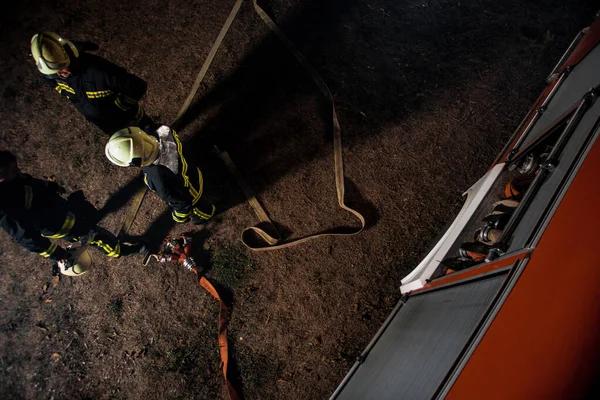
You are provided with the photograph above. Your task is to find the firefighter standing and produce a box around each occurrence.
[104,125,216,224]
[30,32,151,134]
[0,151,145,276]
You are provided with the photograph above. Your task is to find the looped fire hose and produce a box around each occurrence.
[216,0,366,251]
[118,0,366,398]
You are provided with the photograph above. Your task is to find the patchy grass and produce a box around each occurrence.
[0,0,595,399]
[108,297,124,317]
[165,347,200,374]
[71,154,86,172]
[209,244,256,288]
[237,350,283,396]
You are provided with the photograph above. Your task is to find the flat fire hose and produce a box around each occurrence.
[215,0,366,251]
[117,0,244,238]
[117,0,365,397]
[117,1,244,399]
[117,181,146,238]
[121,0,366,247]
[197,274,240,400]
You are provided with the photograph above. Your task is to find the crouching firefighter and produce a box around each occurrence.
[104,125,215,224]
[30,32,152,134]
[0,151,145,276]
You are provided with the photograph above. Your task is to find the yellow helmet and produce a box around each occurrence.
[30,32,79,75]
[105,127,159,167]
[59,247,92,277]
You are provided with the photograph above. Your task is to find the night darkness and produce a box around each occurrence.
[0,0,597,399]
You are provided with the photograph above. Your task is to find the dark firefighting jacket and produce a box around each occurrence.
[0,174,73,261]
[49,52,147,133]
[142,127,214,223]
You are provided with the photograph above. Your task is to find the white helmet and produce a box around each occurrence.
[105,127,159,167]
[30,32,79,75]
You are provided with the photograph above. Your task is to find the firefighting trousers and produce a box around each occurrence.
[44,214,124,258]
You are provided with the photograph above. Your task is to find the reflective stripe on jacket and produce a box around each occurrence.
[51,53,147,133]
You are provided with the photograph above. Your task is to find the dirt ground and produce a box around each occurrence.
[0,0,597,399]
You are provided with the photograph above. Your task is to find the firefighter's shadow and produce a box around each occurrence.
[123,209,174,253]
[189,229,212,271]
[97,177,145,220]
[129,210,214,259]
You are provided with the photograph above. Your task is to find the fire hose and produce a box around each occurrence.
[144,234,240,400]
[119,0,365,247]
[118,0,367,398]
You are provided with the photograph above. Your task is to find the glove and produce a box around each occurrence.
[49,246,69,276]
[57,259,73,273]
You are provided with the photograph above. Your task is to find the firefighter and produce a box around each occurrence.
[104,125,216,224]
[0,151,145,276]
[30,31,152,134]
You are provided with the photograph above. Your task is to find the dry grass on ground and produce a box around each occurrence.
[0,0,597,399]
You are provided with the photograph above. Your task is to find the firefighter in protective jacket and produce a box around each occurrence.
[104,125,215,224]
[0,151,144,276]
[30,32,151,134]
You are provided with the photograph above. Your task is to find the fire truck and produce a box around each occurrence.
[332,13,600,400]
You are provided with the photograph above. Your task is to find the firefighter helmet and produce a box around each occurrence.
[105,127,159,167]
[30,32,79,75]
[58,247,92,277]
[59,260,88,276]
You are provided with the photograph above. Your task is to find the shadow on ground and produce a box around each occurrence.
[100,0,587,238]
